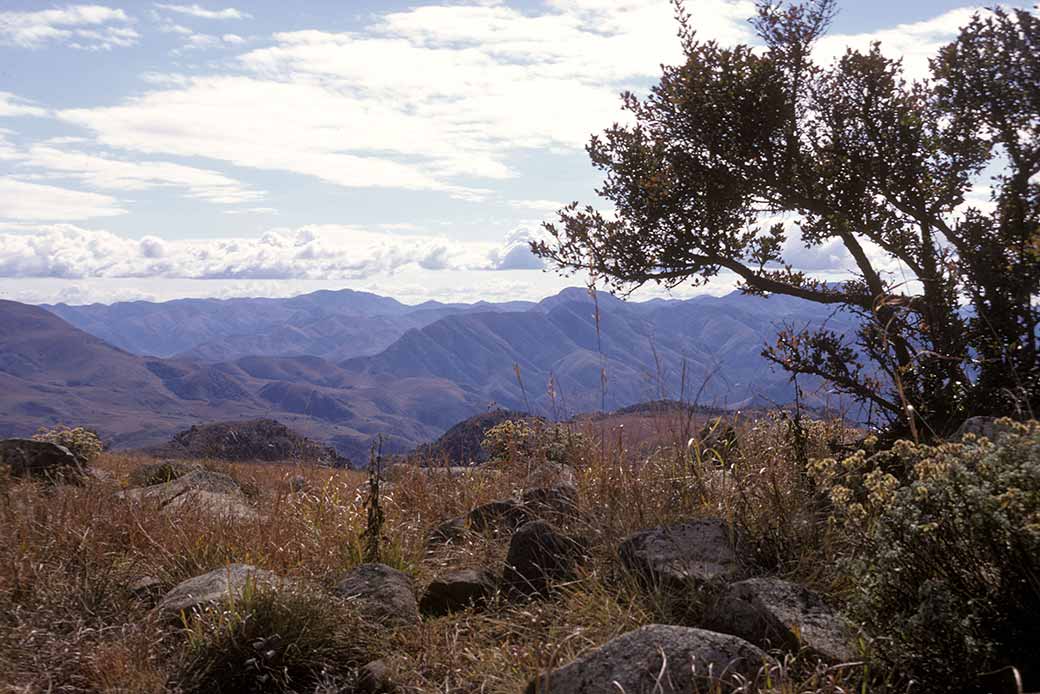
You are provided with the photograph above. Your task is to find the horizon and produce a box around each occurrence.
[1,0,1028,306]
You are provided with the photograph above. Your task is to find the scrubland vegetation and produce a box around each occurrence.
[2,413,1037,693]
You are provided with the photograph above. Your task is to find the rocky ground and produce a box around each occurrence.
[0,415,1035,693]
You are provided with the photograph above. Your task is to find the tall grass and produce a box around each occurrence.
[1,412,876,693]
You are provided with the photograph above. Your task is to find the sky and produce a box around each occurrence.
[0,0,1029,306]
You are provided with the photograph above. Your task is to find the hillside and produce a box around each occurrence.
[4,288,862,461]
[0,301,485,461]
[344,288,860,413]
[45,289,534,362]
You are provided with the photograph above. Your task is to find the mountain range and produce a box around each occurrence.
[0,287,859,464]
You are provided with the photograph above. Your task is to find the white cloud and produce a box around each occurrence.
[222,33,244,44]
[0,4,138,50]
[816,7,986,80]
[222,207,278,215]
[55,1,754,199]
[0,224,510,280]
[0,179,126,221]
[155,4,251,20]
[488,227,546,270]
[509,199,564,213]
[0,92,47,118]
[13,144,264,204]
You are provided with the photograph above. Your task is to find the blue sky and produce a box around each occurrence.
[0,0,1028,305]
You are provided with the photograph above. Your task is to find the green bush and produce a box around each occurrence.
[813,420,1040,689]
[177,583,378,693]
[32,425,103,464]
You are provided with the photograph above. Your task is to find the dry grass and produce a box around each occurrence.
[0,413,876,693]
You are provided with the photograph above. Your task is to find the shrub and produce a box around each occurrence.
[813,420,1040,688]
[177,583,377,693]
[32,424,104,464]
[482,419,591,467]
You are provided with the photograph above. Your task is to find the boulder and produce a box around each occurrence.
[0,438,84,483]
[127,460,202,488]
[163,489,260,522]
[522,484,580,521]
[420,568,498,616]
[156,563,281,616]
[525,625,769,693]
[427,516,467,546]
[335,563,419,626]
[704,578,858,662]
[467,499,530,533]
[118,468,241,506]
[619,519,740,590]
[503,520,585,597]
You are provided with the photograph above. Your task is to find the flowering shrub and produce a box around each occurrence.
[32,425,103,464]
[812,420,1040,687]
[482,419,590,467]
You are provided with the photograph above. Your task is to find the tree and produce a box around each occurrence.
[533,0,1039,437]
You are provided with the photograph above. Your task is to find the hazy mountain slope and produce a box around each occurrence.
[0,301,485,460]
[344,289,860,415]
[44,289,535,361]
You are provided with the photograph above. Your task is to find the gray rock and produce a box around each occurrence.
[420,568,498,616]
[522,484,580,521]
[0,439,84,483]
[525,625,769,693]
[118,468,241,507]
[335,563,419,626]
[427,516,467,546]
[157,563,281,616]
[503,520,585,597]
[128,575,163,598]
[163,489,260,521]
[127,460,202,488]
[704,578,858,663]
[288,474,308,493]
[620,519,740,590]
[358,659,395,693]
[468,498,530,533]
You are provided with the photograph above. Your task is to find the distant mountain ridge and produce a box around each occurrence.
[0,287,861,462]
[44,289,534,361]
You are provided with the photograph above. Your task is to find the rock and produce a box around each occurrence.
[704,578,858,662]
[118,468,241,506]
[522,484,580,521]
[156,563,281,616]
[525,625,769,693]
[335,563,419,626]
[503,520,585,597]
[358,658,395,693]
[288,475,308,493]
[427,516,467,546]
[163,489,260,522]
[525,462,577,489]
[619,519,740,590]
[420,568,498,616]
[128,575,163,598]
[0,438,84,483]
[127,460,202,488]
[468,498,530,533]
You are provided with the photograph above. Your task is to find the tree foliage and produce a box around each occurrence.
[533,0,1039,436]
